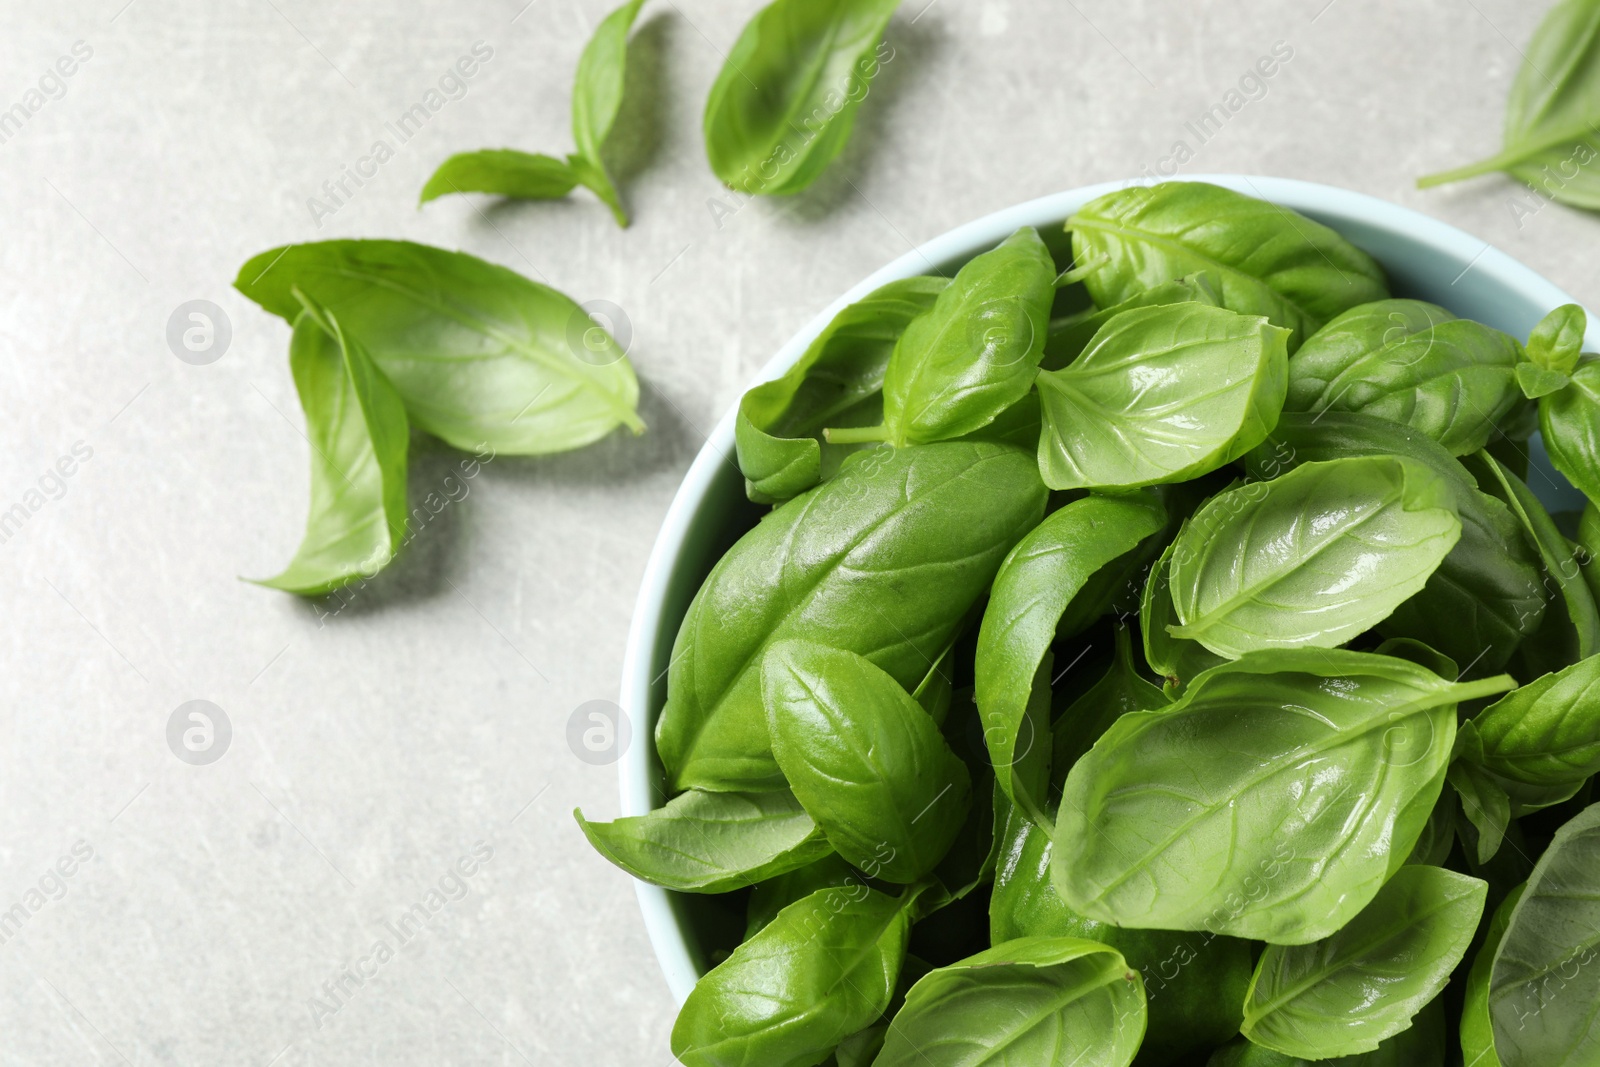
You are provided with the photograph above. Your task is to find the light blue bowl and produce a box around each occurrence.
[618,174,1592,1001]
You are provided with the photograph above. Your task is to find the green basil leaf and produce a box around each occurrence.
[1050,624,1168,775]
[1242,865,1486,1059]
[1461,885,1523,1067]
[1540,359,1600,506]
[234,240,644,453]
[1140,531,1226,690]
[1472,651,1600,791]
[1035,302,1290,491]
[1286,299,1522,456]
[1209,998,1447,1066]
[1418,0,1600,207]
[975,493,1167,825]
[1244,411,1545,674]
[833,1022,885,1066]
[574,788,831,893]
[1054,648,1513,944]
[1068,181,1389,350]
[702,0,899,195]
[762,640,971,883]
[255,303,410,595]
[1517,361,1573,400]
[671,884,912,1067]
[871,937,1147,1067]
[1450,756,1513,865]
[656,442,1046,791]
[1042,270,1223,370]
[1489,802,1600,1067]
[568,0,648,225]
[1168,456,1462,659]
[745,852,860,938]
[1406,784,1459,867]
[1528,303,1587,375]
[418,150,578,205]
[869,228,1055,446]
[736,276,947,504]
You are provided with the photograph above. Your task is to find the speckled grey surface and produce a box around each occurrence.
[1,0,1596,1063]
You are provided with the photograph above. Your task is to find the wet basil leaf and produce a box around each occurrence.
[656,442,1046,791]
[575,788,832,893]
[1069,181,1388,350]
[736,276,947,504]
[1540,358,1600,507]
[1042,270,1223,370]
[1035,302,1290,491]
[1167,456,1462,659]
[1242,865,1485,1059]
[234,240,644,453]
[871,937,1147,1067]
[703,0,899,195]
[1286,299,1522,456]
[1054,649,1512,944]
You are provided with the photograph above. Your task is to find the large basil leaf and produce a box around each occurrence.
[762,641,971,883]
[871,937,1147,1067]
[1286,299,1522,456]
[1489,803,1600,1067]
[1419,0,1600,209]
[1167,456,1462,659]
[1243,411,1545,674]
[975,493,1166,825]
[867,228,1054,446]
[234,240,643,453]
[736,277,947,504]
[702,0,900,195]
[1140,531,1225,690]
[1054,649,1513,944]
[1035,302,1290,491]
[256,303,410,595]
[671,885,912,1067]
[1540,358,1600,507]
[656,442,1046,791]
[1208,999,1446,1066]
[1240,865,1486,1058]
[1471,651,1600,791]
[575,788,831,893]
[1068,181,1388,350]
[1461,885,1523,1067]
[1042,271,1222,370]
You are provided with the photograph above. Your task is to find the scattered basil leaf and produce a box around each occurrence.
[418,150,579,206]
[1041,270,1223,370]
[1035,302,1291,490]
[702,0,900,195]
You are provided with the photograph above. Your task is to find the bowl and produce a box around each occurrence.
[617,173,1594,1002]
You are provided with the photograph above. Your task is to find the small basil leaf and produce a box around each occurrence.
[234,240,644,453]
[568,0,648,225]
[736,276,947,503]
[656,442,1046,791]
[1471,651,1600,791]
[1209,998,1447,1066]
[1489,802,1600,1067]
[574,788,832,893]
[1054,648,1513,944]
[762,641,972,883]
[702,0,900,195]
[256,303,409,596]
[418,150,578,205]
[1050,625,1168,776]
[1241,865,1486,1059]
[1461,885,1523,1067]
[975,493,1167,826]
[1517,361,1573,400]
[832,1022,885,1066]
[745,852,860,938]
[1042,270,1223,370]
[1068,181,1389,350]
[1140,530,1226,691]
[1539,358,1600,507]
[1527,303,1587,375]
[1168,456,1462,659]
[1035,302,1290,490]
[1406,785,1458,867]
[871,937,1148,1067]
[671,885,912,1067]
[1448,757,1513,865]
[1286,299,1522,456]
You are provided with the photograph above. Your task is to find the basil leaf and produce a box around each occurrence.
[234,240,644,453]
[1419,0,1600,208]
[871,937,1148,1067]
[418,150,578,205]
[656,442,1046,791]
[1489,803,1600,1067]
[1517,362,1572,400]
[1450,755,1513,865]
[762,640,971,883]
[575,788,831,893]
[1209,998,1447,1066]
[1286,299,1522,456]
[1054,648,1513,944]
[1540,359,1600,507]
[745,852,859,938]
[702,0,900,195]
[1242,865,1486,1059]
[1406,784,1458,867]
[671,885,912,1067]
[1471,651,1600,792]
[975,493,1167,825]
[567,0,648,225]
[1035,302,1291,491]
[869,228,1055,446]
[1461,886,1523,1067]
[1527,303,1587,376]
[736,276,947,504]
[1168,456,1462,659]
[1068,181,1389,350]
[1042,270,1223,370]
[1244,411,1545,674]
[256,302,410,596]
[1050,624,1168,775]
[1140,530,1226,690]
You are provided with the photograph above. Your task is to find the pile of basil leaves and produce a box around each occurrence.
[577,181,1600,1067]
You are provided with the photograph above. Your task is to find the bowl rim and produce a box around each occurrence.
[616,173,1587,1004]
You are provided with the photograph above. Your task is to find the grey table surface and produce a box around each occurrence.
[2,0,1595,1063]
